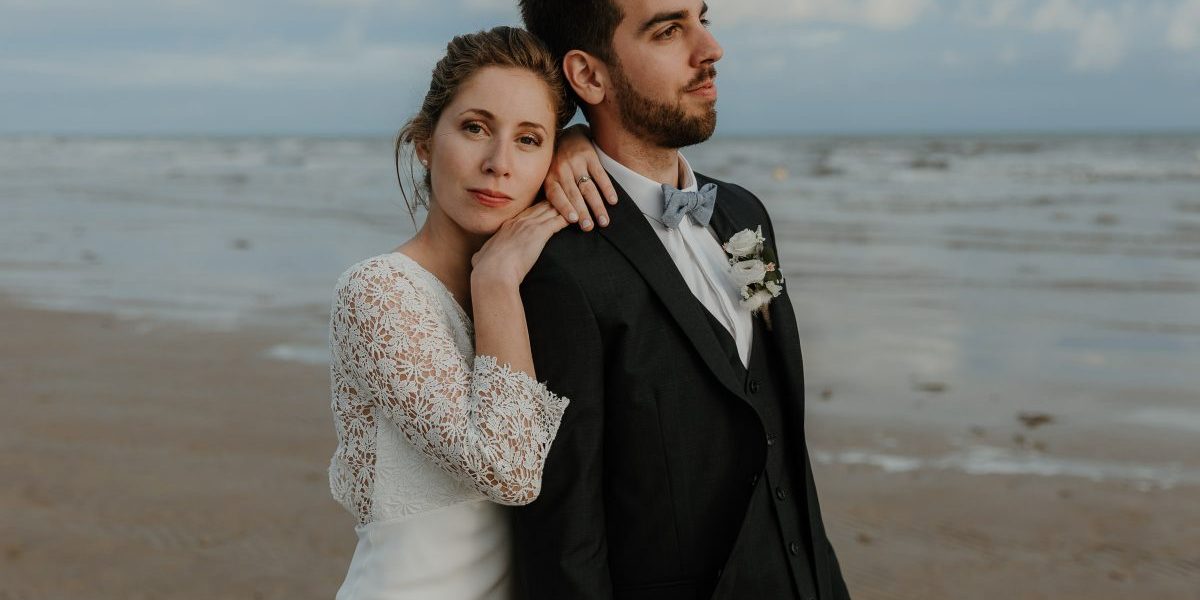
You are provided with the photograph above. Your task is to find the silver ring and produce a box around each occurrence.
[577,174,592,185]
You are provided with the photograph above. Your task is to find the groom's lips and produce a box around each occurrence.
[687,80,717,100]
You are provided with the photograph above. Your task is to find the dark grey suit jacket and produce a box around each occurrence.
[512,172,851,600]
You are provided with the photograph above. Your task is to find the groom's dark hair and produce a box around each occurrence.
[519,0,623,65]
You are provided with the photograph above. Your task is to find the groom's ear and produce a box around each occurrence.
[562,49,607,106]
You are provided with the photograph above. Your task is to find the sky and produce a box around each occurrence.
[1,0,1199,136]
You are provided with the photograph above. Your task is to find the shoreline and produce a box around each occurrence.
[2,297,1198,598]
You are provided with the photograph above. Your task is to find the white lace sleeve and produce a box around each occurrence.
[330,260,569,506]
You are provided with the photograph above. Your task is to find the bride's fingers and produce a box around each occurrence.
[535,206,568,232]
[541,212,569,234]
[544,181,578,224]
[585,154,618,206]
[575,161,610,228]
[558,165,593,231]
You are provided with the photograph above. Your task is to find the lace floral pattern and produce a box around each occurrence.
[328,253,569,525]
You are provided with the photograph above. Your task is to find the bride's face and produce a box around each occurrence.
[419,66,557,236]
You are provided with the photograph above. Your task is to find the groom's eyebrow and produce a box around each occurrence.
[638,2,707,34]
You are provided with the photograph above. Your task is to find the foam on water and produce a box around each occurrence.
[263,344,331,366]
[814,445,1199,490]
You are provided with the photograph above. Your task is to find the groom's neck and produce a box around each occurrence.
[592,125,682,188]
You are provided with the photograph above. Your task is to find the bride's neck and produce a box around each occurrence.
[398,208,486,305]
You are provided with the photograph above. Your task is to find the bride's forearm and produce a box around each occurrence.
[470,273,536,378]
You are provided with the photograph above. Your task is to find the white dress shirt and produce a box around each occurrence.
[595,145,754,367]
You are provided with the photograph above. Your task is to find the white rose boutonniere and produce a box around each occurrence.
[729,259,767,287]
[723,227,764,258]
[722,225,784,327]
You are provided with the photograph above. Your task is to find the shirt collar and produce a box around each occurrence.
[594,143,698,220]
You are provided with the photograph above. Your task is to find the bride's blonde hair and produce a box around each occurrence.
[394,26,575,223]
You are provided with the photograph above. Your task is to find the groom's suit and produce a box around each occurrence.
[513,166,852,600]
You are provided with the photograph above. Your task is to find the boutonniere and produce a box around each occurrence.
[722,226,784,326]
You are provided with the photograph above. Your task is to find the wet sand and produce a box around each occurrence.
[3,298,1197,599]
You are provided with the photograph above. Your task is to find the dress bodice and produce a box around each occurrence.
[327,252,569,525]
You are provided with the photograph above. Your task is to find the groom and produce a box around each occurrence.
[513,1,851,598]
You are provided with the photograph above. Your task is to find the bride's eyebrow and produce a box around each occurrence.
[457,108,494,120]
[458,108,548,134]
[519,122,548,135]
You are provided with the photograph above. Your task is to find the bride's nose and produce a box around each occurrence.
[482,140,513,178]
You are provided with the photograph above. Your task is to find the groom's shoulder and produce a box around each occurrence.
[527,224,613,285]
[695,171,772,220]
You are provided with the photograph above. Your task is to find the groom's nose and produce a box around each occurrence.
[693,24,723,67]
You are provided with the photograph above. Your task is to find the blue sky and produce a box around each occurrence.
[2,0,1198,135]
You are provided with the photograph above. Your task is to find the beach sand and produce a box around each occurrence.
[2,298,1197,599]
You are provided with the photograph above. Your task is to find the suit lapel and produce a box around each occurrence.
[700,173,760,360]
[699,174,743,250]
[700,173,809,423]
[598,178,748,401]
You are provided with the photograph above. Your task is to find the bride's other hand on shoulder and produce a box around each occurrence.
[543,123,618,232]
[471,202,568,286]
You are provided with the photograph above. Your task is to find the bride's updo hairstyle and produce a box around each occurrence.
[395,26,575,222]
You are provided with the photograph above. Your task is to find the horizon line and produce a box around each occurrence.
[3,126,1200,140]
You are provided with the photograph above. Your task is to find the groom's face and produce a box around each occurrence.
[606,0,722,147]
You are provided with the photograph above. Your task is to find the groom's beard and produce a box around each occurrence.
[612,64,717,149]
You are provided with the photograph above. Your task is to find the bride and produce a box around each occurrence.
[327,26,614,599]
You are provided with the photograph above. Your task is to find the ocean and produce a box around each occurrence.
[2,133,1197,441]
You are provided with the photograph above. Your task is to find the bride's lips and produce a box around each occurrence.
[468,188,512,208]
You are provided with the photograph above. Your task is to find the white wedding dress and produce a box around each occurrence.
[327,252,569,600]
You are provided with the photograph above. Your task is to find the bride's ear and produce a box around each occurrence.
[415,141,431,168]
[563,49,607,106]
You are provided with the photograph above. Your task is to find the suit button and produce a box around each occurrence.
[789,541,801,556]
[749,474,759,487]
[749,379,761,393]
[775,487,787,501]
[766,434,776,447]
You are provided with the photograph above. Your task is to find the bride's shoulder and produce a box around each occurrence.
[333,252,429,300]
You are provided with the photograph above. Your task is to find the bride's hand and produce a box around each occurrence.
[471,202,569,286]
[543,123,618,232]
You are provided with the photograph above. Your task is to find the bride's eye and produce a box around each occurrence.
[517,134,542,147]
[463,122,486,136]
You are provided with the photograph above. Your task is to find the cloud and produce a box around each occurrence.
[1030,0,1088,29]
[998,44,1022,65]
[0,40,441,88]
[720,0,935,30]
[1168,0,1200,50]
[0,0,501,90]
[940,49,968,67]
[957,0,1029,27]
[1025,0,1129,70]
[956,0,1137,71]
[744,28,848,49]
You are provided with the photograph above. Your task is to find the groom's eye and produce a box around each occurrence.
[658,24,680,39]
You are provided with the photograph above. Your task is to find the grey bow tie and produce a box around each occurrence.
[660,182,718,229]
